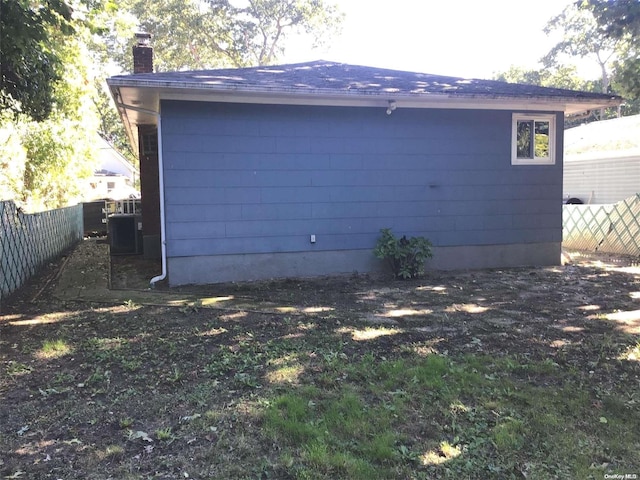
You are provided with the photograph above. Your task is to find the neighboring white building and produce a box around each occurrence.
[84,135,139,200]
[564,114,640,204]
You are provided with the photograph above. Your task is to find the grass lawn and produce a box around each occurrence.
[1,254,639,479]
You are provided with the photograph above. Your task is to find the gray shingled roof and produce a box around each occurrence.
[108,60,623,151]
[108,60,620,102]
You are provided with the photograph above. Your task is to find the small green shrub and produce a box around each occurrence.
[374,228,433,279]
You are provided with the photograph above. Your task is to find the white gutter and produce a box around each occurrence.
[110,83,621,117]
[106,76,622,106]
[149,112,167,287]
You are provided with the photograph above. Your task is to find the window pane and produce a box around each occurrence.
[534,121,550,158]
[516,120,533,158]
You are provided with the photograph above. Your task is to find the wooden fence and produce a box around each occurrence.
[563,194,640,257]
[0,200,83,307]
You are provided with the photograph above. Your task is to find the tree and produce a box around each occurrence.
[87,0,342,163]
[228,0,343,66]
[543,3,618,95]
[493,65,609,125]
[20,116,97,210]
[494,65,595,91]
[541,2,640,119]
[2,0,343,208]
[0,111,27,202]
[582,0,640,99]
[104,0,343,72]
[0,0,101,210]
[0,0,75,121]
[93,81,137,162]
[583,0,640,38]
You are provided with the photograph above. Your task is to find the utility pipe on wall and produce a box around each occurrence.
[149,113,166,287]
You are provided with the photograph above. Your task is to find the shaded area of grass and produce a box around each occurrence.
[1,261,639,479]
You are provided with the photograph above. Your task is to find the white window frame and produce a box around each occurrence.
[511,113,556,165]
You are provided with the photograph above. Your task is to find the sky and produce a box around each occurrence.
[282,0,599,80]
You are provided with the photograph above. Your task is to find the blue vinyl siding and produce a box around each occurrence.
[161,101,563,258]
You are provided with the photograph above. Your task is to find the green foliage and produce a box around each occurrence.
[543,3,618,76]
[119,417,134,429]
[585,0,640,100]
[585,0,640,39]
[92,82,136,162]
[494,64,595,91]
[493,65,626,125]
[612,57,640,100]
[0,112,27,202]
[39,339,71,358]
[155,426,174,441]
[54,0,342,177]
[0,2,102,209]
[0,0,74,121]
[541,2,622,120]
[1,0,342,208]
[374,228,433,279]
[0,111,97,210]
[496,1,640,119]
[104,0,344,72]
[18,116,96,210]
[540,1,640,108]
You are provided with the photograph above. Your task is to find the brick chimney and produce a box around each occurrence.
[133,32,153,74]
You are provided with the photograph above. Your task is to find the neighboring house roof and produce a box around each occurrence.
[565,114,640,162]
[94,169,128,177]
[96,135,138,181]
[107,60,622,149]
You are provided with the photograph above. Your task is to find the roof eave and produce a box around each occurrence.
[107,79,622,134]
[108,84,141,155]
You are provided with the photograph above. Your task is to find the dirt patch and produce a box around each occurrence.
[110,251,162,290]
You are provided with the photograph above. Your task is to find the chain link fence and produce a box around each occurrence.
[2,195,637,305]
[563,194,640,257]
[1,200,83,305]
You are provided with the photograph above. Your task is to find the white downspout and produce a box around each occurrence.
[112,96,167,287]
[150,113,167,287]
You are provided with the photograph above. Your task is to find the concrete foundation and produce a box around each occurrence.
[166,242,561,286]
[428,242,561,271]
